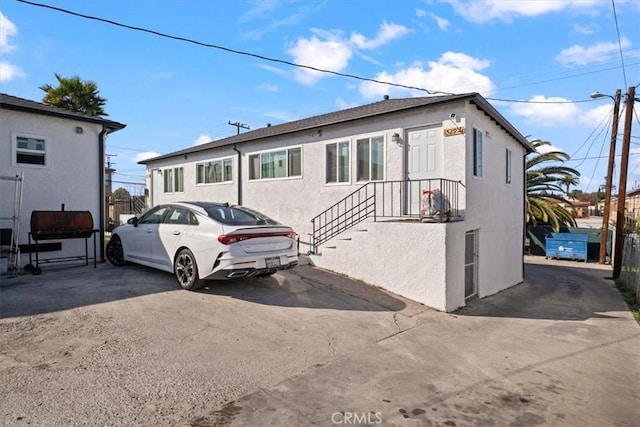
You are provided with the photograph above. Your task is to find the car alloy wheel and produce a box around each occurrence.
[174,248,202,290]
[106,237,127,266]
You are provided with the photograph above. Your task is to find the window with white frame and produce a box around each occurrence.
[196,158,233,184]
[249,147,301,180]
[163,167,184,193]
[505,148,512,184]
[326,142,350,183]
[473,129,483,177]
[14,134,47,166]
[356,136,384,181]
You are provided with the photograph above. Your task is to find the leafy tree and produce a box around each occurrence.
[527,139,581,232]
[40,73,108,116]
[112,187,131,201]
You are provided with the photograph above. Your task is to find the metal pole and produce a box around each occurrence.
[599,89,622,264]
[613,86,636,279]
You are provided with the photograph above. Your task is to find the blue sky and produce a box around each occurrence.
[1,0,639,193]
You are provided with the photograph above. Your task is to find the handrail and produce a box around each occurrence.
[311,178,461,253]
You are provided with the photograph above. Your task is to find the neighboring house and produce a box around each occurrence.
[0,93,126,269]
[140,93,532,311]
[610,188,640,230]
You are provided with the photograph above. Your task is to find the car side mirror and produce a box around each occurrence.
[128,217,139,227]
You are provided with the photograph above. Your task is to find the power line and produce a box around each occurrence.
[566,152,640,162]
[17,0,613,106]
[569,105,615,159]
[611,0,628,88]
[582,121,611,193]
[17,0,454,96]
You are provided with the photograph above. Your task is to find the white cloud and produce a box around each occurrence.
[133,151,162,162]
[535,143,565,154]
[416,8,427,18]
[0,12,17,53]
[0,13,24,82]
[350,21,411,50]
[581,104,616,127]
[573,23,597,35]
[556,37,631,67]
[439,51,490,70]
[287,36,352,85]
[193,133,212,146]
[256,63,289,77]
[445,0,600,23]
[359,52,494,98]
[287,21,410,85]
[430,13,450,31]
[510,95,581,126]
[0,61,25,81]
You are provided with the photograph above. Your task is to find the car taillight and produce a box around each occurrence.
[217,231,296,245]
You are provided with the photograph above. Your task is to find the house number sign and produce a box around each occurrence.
[444,127,466,137]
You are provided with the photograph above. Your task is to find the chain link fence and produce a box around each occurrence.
[620,234,640,303]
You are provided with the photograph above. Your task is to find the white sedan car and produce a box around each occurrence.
[106,202,298,290]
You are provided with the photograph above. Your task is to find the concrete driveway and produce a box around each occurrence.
[0,257,638,426]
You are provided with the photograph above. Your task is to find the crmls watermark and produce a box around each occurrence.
[331,411,383,425]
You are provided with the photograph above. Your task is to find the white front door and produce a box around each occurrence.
[406,125,443,214]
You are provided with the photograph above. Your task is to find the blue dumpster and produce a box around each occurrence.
[545,233,588,261]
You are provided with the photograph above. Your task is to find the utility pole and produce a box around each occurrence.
[105,153,118,169]
[598,89,622,264]
[228,121,250,135]
[613,86,636,279]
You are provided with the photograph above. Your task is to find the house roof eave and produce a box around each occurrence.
[0,93,126,132]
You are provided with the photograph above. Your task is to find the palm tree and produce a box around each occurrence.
[527,139,581,232]
[559,175,578,195]
[40,73,107,116]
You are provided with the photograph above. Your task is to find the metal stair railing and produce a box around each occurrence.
[310,178,461,253]
[311,183,375,253]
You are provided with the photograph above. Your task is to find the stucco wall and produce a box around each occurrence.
[307,220,467,311]
[1,110,103,268]
[146,102,469,239]
[463,104,526,297]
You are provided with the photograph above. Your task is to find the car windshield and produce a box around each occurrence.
[204,205,280,226]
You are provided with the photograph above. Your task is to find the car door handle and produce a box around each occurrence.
[172,231,181,235]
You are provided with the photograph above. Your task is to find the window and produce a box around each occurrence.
[139,206,169,224]
[163,169,173,193]
[164,207,196,225]
[163,167,183,193]
[356,136,384,181]
[249,147,302,180]
[326,142,350,183]
[15,135,46,166]
[473,129,483,177]
[174,167,184,192]
[204,205,279,226]
[196,158,233,184]
[506,148,512,184]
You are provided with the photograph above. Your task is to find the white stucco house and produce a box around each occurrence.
[0,93,126,272]
[140,93,532,311]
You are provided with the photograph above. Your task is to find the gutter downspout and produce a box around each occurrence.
[99,126,109,262]
[233,145,242,205]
